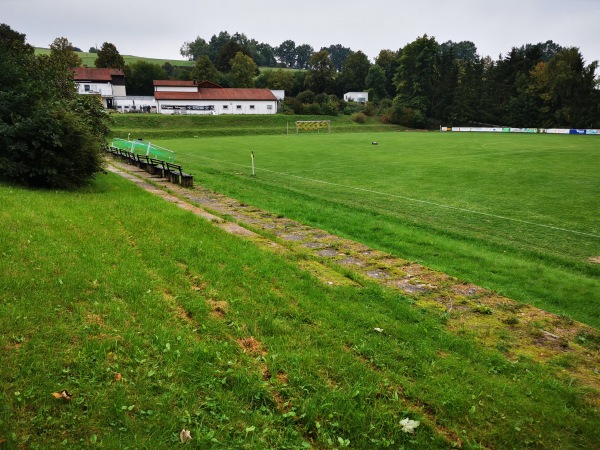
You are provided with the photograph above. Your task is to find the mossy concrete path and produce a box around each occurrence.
[107,161,600,403]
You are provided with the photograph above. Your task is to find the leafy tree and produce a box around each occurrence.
[207,31,233,62]
[543,48,599,127]
[253,42,277,67]
[338,50,371,93]
[0,24,109,189]
[190,55,219,83]
[295,44,314,69]
[125,61,167,95]
[297,90,316,104]
[276,40,296,67]
[365,65,387,101]
[50,37,82,69]
[180,36,210,60]
[322,44,352,72]
[441,40,478,62]
[88,46,97,53]
[229,52,257,87]
[375,49,400,98]
[48,37,82,97]
[305,50,335,94]
[179,36,209,61]
[215,41,250,72]
[290,70,307,97]
[256,69,294,92]
[95,42,125,69]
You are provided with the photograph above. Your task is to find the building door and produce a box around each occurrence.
[106,98,113,109]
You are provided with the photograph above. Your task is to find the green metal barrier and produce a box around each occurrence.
[111,138,175,162]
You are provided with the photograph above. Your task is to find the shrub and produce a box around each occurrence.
[379,113,392,124]
[0,24,109,189]
[296,90,316,104]
[352,112,367,124]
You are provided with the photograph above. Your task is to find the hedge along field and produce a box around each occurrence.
[1,174,599,449]
[154,131,600,328]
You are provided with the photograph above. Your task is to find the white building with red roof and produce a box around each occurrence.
[153,80,278,115]
[73,67,126,108]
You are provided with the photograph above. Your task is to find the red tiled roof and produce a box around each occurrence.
[155,89,277,101]
[73,67,124,81]
[197,80,222,88]
[153,80,197,87]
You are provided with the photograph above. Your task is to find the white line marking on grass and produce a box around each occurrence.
[192,155,600,239]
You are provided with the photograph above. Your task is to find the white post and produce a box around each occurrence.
[251,151,255,176]
[146,142,151,156]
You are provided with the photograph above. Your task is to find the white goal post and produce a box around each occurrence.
[295,120,331,134]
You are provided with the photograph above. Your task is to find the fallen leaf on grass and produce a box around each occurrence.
[374,327,384,333]
[399,418,420,433]
[51,390,72,400]
[179,429,192,443]
[114,373,122,381]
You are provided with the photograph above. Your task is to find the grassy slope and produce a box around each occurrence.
[148,131,600,329]
[34,47,194,67]
[1,176,598,449]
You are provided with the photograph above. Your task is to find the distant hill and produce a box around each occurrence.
[34,47,195,68]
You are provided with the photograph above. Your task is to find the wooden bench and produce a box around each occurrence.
[135,154,151,171]
[148,158,167,177]
[166,162,194,188]
[117,149,132,163]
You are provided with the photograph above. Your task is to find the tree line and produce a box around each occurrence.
[159,31,600,128]
[72,30,600,128]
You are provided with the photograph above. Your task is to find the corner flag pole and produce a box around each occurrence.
[251,151,255,176]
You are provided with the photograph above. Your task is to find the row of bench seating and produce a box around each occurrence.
[106,147,193,188]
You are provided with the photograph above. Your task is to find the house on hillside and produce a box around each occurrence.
[73,67,126,108]
[153,80,278,115]
[344,92,369,104]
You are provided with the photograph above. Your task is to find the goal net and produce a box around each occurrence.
[295,120,331,134]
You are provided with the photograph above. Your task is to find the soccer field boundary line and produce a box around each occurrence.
[190,155,600,239]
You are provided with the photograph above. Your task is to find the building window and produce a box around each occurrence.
[236,105,242,110]
[84,84,90,92]
[250,105,255,109]
[223,105,228,110]
[267,105,273,110]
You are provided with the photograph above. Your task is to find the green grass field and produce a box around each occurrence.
[149,131,600,328]
[34,47,195,68]
[2,173,599,449]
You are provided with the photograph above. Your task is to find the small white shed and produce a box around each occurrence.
[344,92,369,103]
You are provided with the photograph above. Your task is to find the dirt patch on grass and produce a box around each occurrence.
[207,300,229,319]
[237,336,267,356]
[588,256,600,264]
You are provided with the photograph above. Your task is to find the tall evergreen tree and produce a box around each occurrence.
[393,35,440,116]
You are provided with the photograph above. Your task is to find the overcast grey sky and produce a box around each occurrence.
[3,0,599,64]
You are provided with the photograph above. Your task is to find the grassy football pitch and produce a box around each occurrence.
[156,131,600,328]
